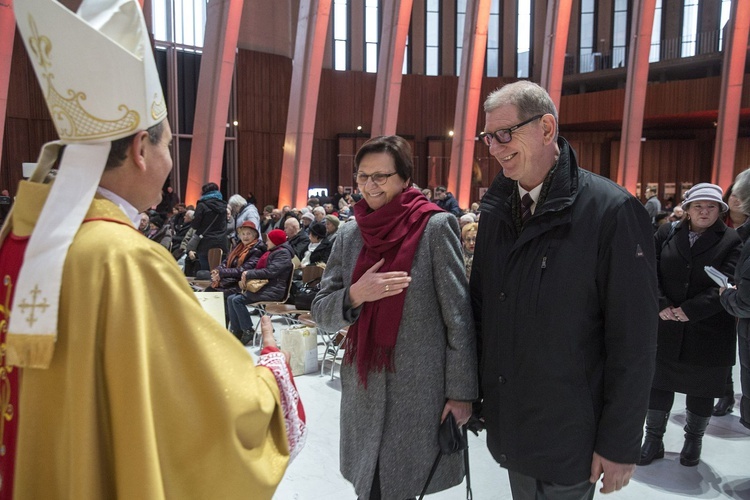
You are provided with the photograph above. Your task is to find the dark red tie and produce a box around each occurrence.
[521,193,534,223]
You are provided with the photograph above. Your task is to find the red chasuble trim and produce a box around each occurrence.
[0,233,29,499]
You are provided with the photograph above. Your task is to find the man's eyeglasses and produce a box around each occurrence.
[479,114,544,147]
[354,172,398,186]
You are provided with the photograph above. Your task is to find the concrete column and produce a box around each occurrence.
[185,0,244,205]
[447,0,492,209]
[0,1,15,173]
[278,0,332,209]
[711,0,750,189]
[539,0,573,109]
[617,0,656,194]
[371,0,413,137]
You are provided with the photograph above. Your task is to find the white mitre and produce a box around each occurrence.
[6,0,167,368]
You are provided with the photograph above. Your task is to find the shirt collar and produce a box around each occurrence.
[518,183,544,205]
[96,186,141,227]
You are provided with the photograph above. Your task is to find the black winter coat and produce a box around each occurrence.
[471,137,658,485]
[309,237,333,265]
[243,242,294,302]
[288,232,310,260]
[721,221,750,337]
[191,197,228,253]
[655,219,740,369]
[216,241,267,290]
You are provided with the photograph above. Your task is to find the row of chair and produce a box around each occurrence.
[246,265,348,379]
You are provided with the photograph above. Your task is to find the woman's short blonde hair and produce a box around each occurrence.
[461,222,478,240]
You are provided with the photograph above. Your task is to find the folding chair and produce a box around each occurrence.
[247,268,295,346]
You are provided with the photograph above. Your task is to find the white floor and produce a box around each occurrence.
[252,322,750,500]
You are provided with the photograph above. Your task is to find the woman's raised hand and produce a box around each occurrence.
[349,258,412,308]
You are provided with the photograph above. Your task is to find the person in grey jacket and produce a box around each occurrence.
[312,135,477,500]
[720,168,750,431]
[473,81,657,497]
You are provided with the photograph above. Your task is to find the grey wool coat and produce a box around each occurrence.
[312,212,478,500]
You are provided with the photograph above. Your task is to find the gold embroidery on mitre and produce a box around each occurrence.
[151,93,167,121]
[16,285,49,328]
[0,276,16,457]
[26,15,141,141]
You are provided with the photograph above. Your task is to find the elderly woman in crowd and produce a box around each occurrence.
[461,222,477,280]
[206,221,266,299]
[640,183,741,468]
[719,169,750,430]
[301,221,333,267]
[226,229,294,345]
[311,135,477,499]
[227,194,261,244]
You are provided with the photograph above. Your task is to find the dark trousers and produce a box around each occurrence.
[740,329,750,428]
[649,388,713,417]
[507,470,595,500]
[226,293,254,332]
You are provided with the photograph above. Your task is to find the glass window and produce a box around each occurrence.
[579,0,595,72]
[650,0,662,62]
[612,0,627,68]
[487,0,500,77]
[517,0,531,78]
[426,1,440,75]
[365,0,379,73]
[403,33,410,74]
[334,0,349,71]
[456,0,466,75]
[152,0,206,48]
[681,0,699,57]
[719,0,732,51]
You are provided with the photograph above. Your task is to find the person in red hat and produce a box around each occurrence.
[227,229,295,344]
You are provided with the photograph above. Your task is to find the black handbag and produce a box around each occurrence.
[294,277,321,310]
[418,412,471,500]
[186,212,221,252]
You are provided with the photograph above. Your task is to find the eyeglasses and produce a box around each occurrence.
[354,171,398,186]
[479,114,544,147]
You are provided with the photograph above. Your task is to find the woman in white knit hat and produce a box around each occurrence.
[640,182,741,468]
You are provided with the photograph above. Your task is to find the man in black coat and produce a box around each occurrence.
[284,217,310,260]
[471,81,658,498]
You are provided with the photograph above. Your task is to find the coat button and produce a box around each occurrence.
[499,292,506,301]
[685,282,689,288]
[499,454,508,463]
[498,375,507,384]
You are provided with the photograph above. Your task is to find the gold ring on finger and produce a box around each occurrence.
[385,284,390,292]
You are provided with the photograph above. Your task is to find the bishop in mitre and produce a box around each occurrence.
[0,0,305,498]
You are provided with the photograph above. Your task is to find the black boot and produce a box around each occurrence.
[680,410,711,467]
[713,394,735,416]
[239,329,255,346]
[638,410,669,466]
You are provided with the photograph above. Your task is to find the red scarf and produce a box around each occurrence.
[345,188,442,385]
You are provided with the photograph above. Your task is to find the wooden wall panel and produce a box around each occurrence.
[235,50,292,207]
[1,32,56,195]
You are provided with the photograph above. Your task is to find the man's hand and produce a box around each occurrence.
[589,452,635,494]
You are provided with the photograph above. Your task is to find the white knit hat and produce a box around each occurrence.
[681,183,729,212]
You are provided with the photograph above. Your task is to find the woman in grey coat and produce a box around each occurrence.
[312,136,477,500]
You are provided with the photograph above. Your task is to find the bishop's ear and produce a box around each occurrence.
[131,130,151,172]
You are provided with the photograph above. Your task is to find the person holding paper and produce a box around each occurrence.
[719,169,750,430]
[642,183,741,467]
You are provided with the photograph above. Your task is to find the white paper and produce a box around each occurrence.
[704,266,730,287]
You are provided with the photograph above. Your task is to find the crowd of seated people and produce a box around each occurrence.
[163,183,485,346]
